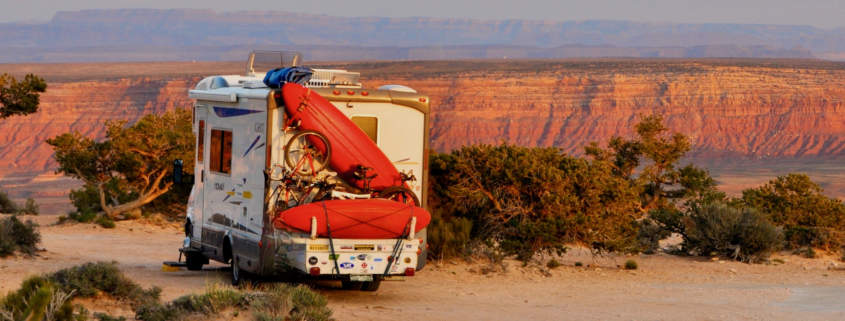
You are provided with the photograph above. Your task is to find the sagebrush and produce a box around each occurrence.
[679,203,782,263]
[0,215,41,257]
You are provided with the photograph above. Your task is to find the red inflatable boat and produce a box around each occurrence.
[281,83,402,191]
[274,199,431,239]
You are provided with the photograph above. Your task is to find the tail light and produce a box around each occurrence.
[405,268,415,276]
[310,267,321,276]
[418,238,424,244]
[273,90,284,107]
[416,248,422,255]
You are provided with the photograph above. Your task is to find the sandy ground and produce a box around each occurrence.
[2,215,845,320]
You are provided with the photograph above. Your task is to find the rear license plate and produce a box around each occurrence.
[309,244,329,251]
[350,274,373,282]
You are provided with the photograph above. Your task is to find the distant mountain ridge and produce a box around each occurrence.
[0,8,839,62]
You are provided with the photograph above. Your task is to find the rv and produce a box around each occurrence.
[174,51,429,291]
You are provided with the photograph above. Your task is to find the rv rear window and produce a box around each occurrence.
[351,116,378,144]
[210,129,233,174]
[197,120,205,163]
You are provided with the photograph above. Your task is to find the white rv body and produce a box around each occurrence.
[180,52,430,287]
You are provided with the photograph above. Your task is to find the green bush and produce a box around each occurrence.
[94,312,127,321]
[0,275,77,321]
[782,226,845,251]
[0,215,41,257]
[427,210,472,260]
[574,262,583,267]
[624,260,638,270]
[95,217,116,229]
[137,283,332,321]
[429,144,642,260]
[47,261,161,308]
[681,203,782,263]
[742,174,845,250]
[66,209,98,223]
[546,258,561,269]
[0,191,18,214]
[0,191,39,215]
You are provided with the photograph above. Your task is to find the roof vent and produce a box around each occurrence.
[209,77,230,90]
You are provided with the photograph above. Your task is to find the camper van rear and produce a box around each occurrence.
[176,54,430,290]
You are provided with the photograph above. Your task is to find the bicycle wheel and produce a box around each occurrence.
[284,130,332,176]
[379,186,420,206]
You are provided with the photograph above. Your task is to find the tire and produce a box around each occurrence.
[379,186,420,206]
[361,279,381,292]
[341,281,364,291]
[186,252,204,271]
[230,257,244,286]
[284,130,331,176]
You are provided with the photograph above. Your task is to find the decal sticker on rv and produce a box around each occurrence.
[212,106,263,118]
[329,254,340,260]
[254,123,265,132]
[361,262,368,268]
[243,136,261,157]
[339,262,354,269]
[374,258,383,262]
[340,246,353,250]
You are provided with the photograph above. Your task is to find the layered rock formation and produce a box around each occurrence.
[3,58,845,212]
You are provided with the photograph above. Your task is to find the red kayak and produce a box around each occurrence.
[281,83,402,191]
[274,199,431,239]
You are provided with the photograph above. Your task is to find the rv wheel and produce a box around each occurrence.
[185,253,204,271]
[231,258,244,286]
[361,279,381,292]
[341,281,363,291]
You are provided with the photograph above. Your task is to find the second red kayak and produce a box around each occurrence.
[274,199,430,239]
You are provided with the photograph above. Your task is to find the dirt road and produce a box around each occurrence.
[2,215,845,320]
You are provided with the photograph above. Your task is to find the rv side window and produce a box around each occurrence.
[351,116,378,144]
[209,129,233,174]
[197,120,205,163]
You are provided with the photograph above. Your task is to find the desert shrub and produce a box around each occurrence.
[742,174,845,249]
[574,262,583,267]
[427,210,472,260]
[636,217,672,254]
[18,198,39,215]
[0,191,18,214]
[546,258,561,269]
[0,215,41,257]
[0,275,77,321]
[782,226,845,251]
[681,203,782,263]
[95,217,116,229]
[47,261,161,308]
[624,260,638,270]
[429,144,641,260]
[137,283,331,321]
[66,209,99,224]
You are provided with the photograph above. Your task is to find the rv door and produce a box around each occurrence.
[193,105,207,239]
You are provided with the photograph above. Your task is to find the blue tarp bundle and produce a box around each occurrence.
[263,67,314,89]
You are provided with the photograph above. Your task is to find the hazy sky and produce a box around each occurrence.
[4,0,845,28]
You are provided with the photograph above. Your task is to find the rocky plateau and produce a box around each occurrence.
[3,58,845,213]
